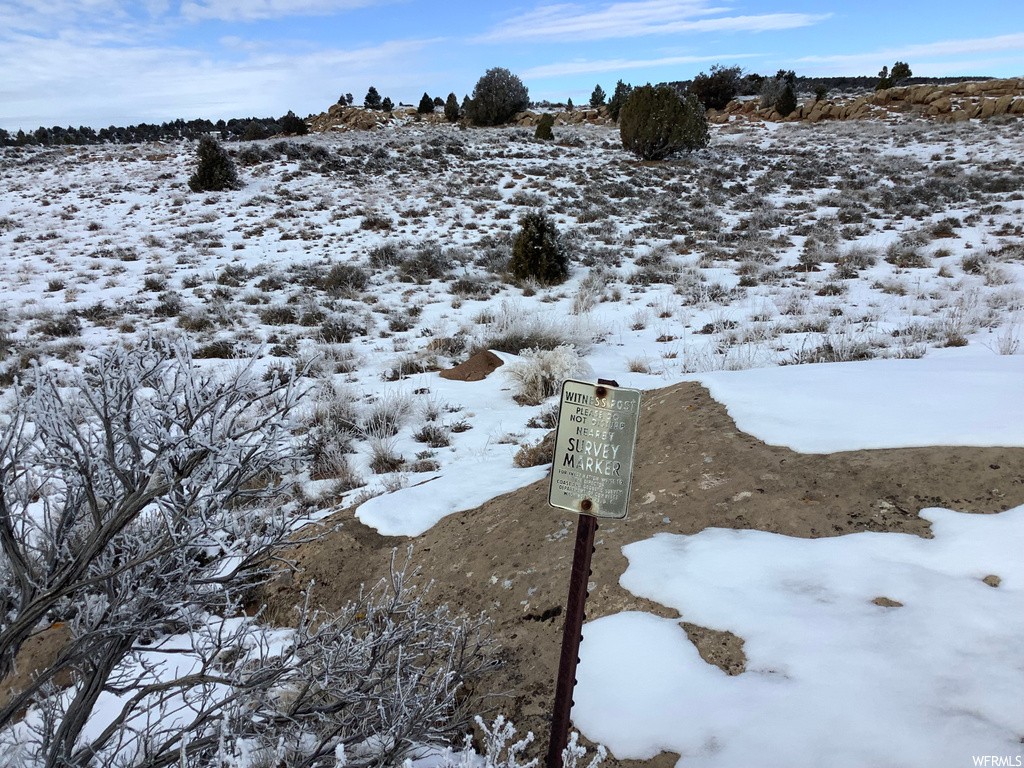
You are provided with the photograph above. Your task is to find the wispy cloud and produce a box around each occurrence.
[0,34,434,129]
[181,0,397,22]
[523,52,761,78]
[475,0,829,43]
[795,32,1024,70]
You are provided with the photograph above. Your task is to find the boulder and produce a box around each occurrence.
[978,98,996,119]
[993,95,1013,115]
[1010,97,1024,115]
[905,86,933,104]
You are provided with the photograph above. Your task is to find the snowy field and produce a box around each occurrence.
[1,116,1023,766]
[1,118,1022,518]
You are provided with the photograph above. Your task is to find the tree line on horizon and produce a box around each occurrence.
[2,62,992,150]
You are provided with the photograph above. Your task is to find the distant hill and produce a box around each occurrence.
[663,74,996,98]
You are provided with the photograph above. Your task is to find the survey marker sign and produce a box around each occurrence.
[548,379,641,519]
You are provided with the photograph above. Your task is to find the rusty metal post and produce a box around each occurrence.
[546,512,598,768]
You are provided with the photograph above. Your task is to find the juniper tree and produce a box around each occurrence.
[607,80,633,122]
[188,135,240,192]
[444,92,460,122]
[877,61,912,90]
[619,84,709,161]
[589,84,606,107]
[535,113,555,141]
[381,96,395,112]
[418,92,435,113]
[466,67,530,126]
[689,64,743,110]
[509,211,568,285]
[364,86,383,110]
[776,83,797,116]
[279,110,308,135]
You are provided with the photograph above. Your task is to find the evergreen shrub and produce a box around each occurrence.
[467,67,529,126]
[188,136,240,192]
[619,85,709,161]
[509,212,568,285]
[535,114,555,140]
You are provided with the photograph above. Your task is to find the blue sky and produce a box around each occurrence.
[1,0,1022,130]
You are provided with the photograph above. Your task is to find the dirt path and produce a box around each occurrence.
[264,380,1024,763]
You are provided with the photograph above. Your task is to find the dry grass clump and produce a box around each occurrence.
[503,345,589,406]
[476,301,587,355]
[513,430,556,467]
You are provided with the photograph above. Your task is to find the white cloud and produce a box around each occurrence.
[180,0,396,22]
[0,34,434,129]
[0,0,125,35]
[523,52,761,78]
[794,32,1024,71]
[475,0,829,43]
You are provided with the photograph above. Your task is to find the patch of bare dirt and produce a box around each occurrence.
[439,350,504,382]
[263,380,1024,764]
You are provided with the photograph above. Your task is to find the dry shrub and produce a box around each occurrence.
[503,345,589,406]
[513,431,556,467]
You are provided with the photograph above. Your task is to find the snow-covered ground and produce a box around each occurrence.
[572,353,1024,767]
[3,117,1020,522]
[2,116,1023,765]
[575,504,1024,767]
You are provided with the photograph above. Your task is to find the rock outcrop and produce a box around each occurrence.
[307,80,1024,134]
[707,78,1024,125]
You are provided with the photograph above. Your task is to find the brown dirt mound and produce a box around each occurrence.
[264,381,1024,766]
[439,350,504,382]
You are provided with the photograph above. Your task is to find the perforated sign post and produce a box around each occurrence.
[546,379,640,768]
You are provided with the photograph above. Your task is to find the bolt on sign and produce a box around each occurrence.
[548,379,641,519]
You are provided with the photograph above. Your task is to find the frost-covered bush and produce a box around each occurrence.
[0,338,301,764]
[760,69,795,111]
[504,345,589,405]
[307,381,361,480]
[398,241,453,282]
[188,135,241,192]
[322,263,370,294]
[619,85,709,161]
[509,212,568,286]
[0,343,496,766]
[437,716,605,768]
